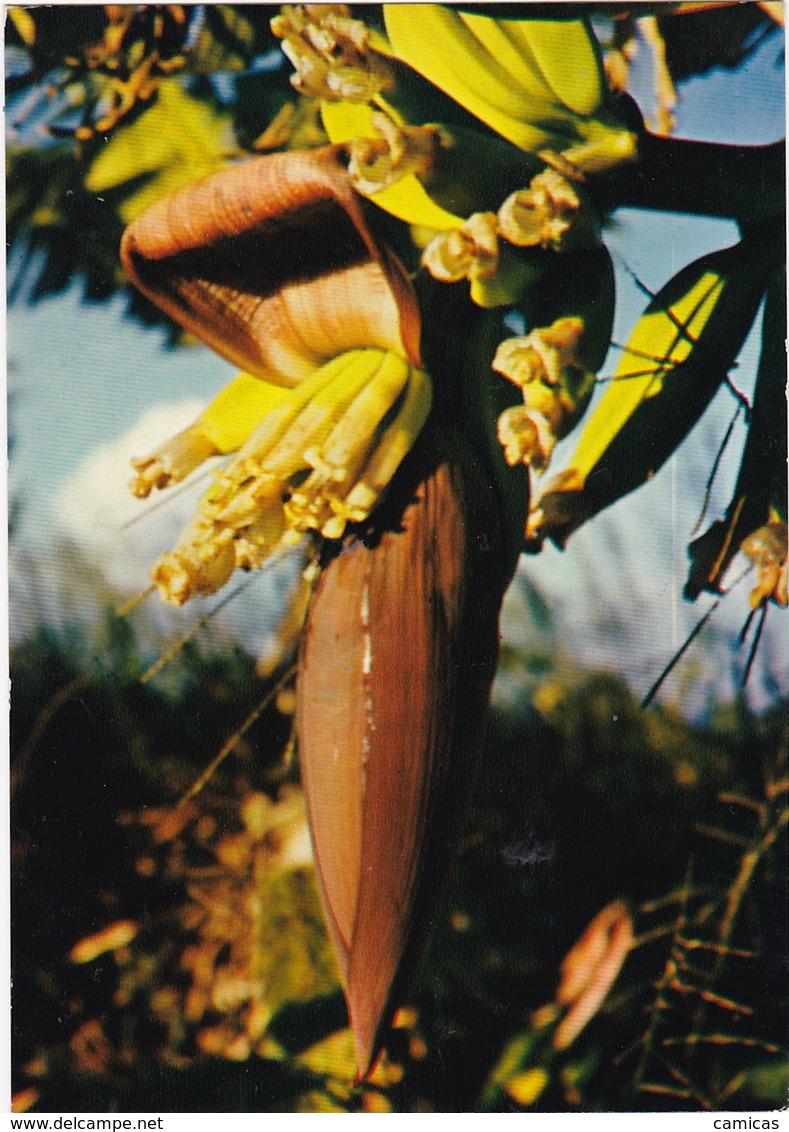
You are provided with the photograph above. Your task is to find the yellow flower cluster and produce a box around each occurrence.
[143,349,431,605]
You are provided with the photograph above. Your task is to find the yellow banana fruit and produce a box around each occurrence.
[384,4,568,154]
[506,16,604,117]
[457,10,562,105]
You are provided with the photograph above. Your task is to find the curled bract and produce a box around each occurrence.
[120,144,422,387]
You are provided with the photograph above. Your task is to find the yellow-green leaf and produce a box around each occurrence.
[85,80,234,224]
[531,235,779,547]
[568,268,724,483]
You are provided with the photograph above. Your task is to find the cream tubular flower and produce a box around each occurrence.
[150,349,431,605]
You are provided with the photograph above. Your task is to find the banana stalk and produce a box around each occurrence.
[120,122,522,1079]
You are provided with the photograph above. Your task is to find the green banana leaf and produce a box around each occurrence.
[685,262,787,600]
[531,232,780,548]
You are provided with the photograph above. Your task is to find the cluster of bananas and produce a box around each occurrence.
[84,1,781,620]
[383,5,613,158]
[313,6,625,499]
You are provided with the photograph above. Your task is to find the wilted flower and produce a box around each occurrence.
[271,4,395,102]
[498,169,595,252]
[421,211,500,285]
[497,404,557,472]
[493,318,585,390]
[346,116,446,197]
[492,318,594,473]
[741,521,788,609]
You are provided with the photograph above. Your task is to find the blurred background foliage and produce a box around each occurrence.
[11,617,788,1111]
[7,2,787,1114]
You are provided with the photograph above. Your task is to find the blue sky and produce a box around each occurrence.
[7,14,786,718]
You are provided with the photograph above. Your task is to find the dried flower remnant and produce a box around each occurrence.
[552,900,633,1050]
[421,211,500,284]
[498,169,594,252]
[493,318,585,391]
[741,521,788,609]
[496,403,557,473]
[271,4,395,102]
[492,318,592,472]
[347,116,446,197]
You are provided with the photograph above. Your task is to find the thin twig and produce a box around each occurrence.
[139,576,257,685]
[641,601,720,707]
[177,663,297,806]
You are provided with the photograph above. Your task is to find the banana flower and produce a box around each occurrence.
[121,145,430,605]
[121,143,518,1079]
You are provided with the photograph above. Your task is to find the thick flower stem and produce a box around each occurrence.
[594,136,785,225]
